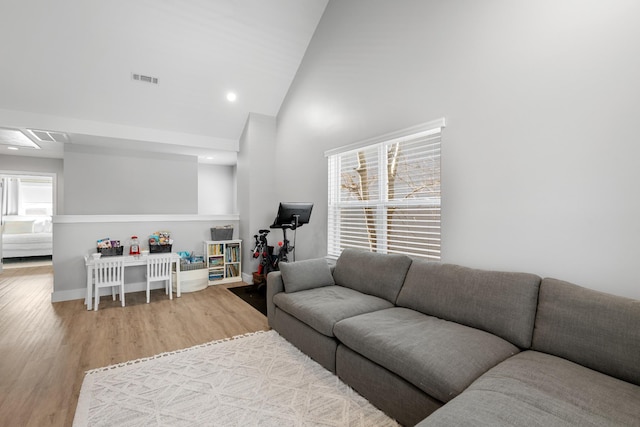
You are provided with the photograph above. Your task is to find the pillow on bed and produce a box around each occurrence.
[33,218,52,233]
[3,220,34,234]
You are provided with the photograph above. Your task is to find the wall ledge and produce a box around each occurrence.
[54,214,239,224]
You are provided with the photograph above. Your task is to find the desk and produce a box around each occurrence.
[84,253,181,310]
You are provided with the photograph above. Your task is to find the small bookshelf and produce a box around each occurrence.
[205,239,242,285]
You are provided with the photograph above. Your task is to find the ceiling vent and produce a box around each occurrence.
[132,73,159,85]
[26,129,69,143]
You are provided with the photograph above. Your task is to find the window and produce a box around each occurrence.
[1,175,53,217]
[326,119,444,259]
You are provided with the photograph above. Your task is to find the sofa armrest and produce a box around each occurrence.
[266,271,284,327]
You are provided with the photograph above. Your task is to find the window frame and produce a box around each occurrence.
[325,118,445,260]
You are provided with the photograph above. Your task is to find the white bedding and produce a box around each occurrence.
[2,232,52,245]
[2,233,52,257]
[2,216,53,258]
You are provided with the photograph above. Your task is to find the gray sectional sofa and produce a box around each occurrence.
[266,248,640,426]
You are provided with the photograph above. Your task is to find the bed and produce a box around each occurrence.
[1,216,53,259]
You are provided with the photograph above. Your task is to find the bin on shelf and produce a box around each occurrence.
[150,244,172,253]
[97,247,124,257]
[211,225,233,241]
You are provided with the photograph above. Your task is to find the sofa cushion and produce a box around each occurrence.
[417,351,640,427]
[332,248,412,303]
[272,285,393,337]
[532,278,640,386]
[396,261,541,348]
[279,258,335,293]
[333,307,520,403]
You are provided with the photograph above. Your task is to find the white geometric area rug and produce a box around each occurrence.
[73,330,398,427]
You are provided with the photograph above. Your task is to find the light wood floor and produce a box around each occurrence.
[0,265,268,427]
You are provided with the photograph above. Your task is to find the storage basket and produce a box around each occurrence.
[97,247,124,257]
[211,226,233,241]
[180,260,206,271]
[150,244,172,253]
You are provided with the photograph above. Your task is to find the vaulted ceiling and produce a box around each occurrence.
[0,0,328,164]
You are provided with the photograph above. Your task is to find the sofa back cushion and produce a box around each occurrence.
[396,261,541,348]
[279,258,335,293]
[532,278,640,386]
[332,248,412,303]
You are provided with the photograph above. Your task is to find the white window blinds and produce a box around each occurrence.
[326,119,444,259]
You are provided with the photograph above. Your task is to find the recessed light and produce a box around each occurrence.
[226,92,237,102]
[7,146,19,150]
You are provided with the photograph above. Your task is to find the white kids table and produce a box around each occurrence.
[84,252,181,310]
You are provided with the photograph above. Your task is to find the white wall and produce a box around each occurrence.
[198,164,236,214]
[274,0,640,299]
[64,144,198,214]
[55,143,239,301]
[52,215,239,302]
[237,113,278,277]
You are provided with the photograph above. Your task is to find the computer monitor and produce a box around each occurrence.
[271,202,313,229]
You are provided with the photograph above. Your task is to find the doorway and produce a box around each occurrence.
[0,173,55,272]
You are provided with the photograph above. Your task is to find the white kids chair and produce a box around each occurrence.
[93,258,125,311]
[146,254,173,303]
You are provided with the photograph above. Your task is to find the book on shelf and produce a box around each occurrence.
[209,272,224,281]
[225,244,240,263]
[209,257,224,266]
[209,244,224,255]
[225,264,239,277]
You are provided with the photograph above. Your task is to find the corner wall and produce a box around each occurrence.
[275,0,640,299]
[237,113,278,278]
[198,163,236,215]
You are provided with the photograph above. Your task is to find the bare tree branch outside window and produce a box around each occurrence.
[329,124,442,259]
[339,140,440,253]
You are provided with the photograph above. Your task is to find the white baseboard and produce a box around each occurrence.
[51,288,87,303]
[242,272,253,284]
[51,281,165,303]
